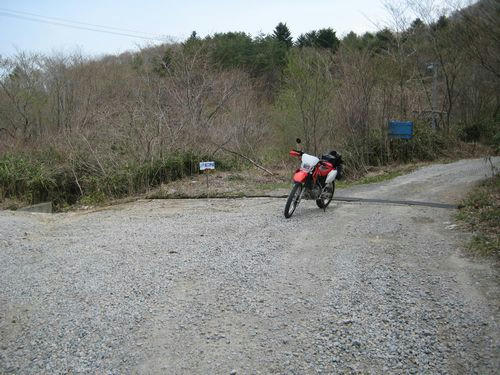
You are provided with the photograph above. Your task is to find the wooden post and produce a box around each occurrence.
[206,172,209,198]
[199,161,215,199]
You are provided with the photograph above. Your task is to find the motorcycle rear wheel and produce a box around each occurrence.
[284,182,302,218]
[316,181,335,209]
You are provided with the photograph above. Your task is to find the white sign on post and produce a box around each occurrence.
[200,161,215,193]
[199,161,215,171]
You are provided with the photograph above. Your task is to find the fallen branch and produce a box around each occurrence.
[214,144,274,176]
[70,164,84,196]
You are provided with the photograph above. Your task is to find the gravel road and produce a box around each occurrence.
[1,157,499,374]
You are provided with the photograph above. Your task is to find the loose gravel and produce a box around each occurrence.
[1,157,499,374]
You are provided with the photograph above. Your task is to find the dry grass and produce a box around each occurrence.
[147,169,291,199]
[456,174,500,259]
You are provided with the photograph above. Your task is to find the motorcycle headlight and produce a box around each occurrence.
[301,163,314,172]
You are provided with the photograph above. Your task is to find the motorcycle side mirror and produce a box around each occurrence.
[296,138,302,144]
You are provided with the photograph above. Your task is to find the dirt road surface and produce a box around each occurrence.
[1,157,498,374]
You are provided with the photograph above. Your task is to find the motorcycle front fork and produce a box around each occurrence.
[297,184,305,203]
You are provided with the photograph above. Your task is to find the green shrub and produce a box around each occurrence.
[0,150,241,210]
[458,117,499,147]
[338,122,451,178]
[80,191,107,205]
[457,174,499,258]
[388,122,449,163]
[0,154,55,203]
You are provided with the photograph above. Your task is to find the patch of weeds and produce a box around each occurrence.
[468,234,500,257]
[226,174,245,182]
[456,174,499,258]
[79,191,107,205]
[0,197,24,210]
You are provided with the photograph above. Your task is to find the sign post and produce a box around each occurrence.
[388,121,414,160]
[199,161,215,197]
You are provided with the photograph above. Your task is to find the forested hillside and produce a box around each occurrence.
[0,0,498,208]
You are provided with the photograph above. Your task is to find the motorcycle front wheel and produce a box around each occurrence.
[284,182,303,218]
[316,181,335,209]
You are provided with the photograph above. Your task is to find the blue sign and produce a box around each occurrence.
[388,121,413,139]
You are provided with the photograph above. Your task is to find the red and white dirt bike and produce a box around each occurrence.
[284,138,343,218]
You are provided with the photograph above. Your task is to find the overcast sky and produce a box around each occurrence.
[0,0,454,58]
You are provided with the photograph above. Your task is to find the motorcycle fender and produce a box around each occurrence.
[293,170,308,183]
[325,169,338,184]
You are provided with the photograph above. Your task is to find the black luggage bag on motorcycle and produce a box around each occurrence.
[321,150,343,180]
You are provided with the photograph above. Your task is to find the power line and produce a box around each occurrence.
[0,7,159,37]
[0,11,167,42]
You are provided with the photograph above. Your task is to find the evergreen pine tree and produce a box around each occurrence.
[272,22,293,48]
[316,28,340,51]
